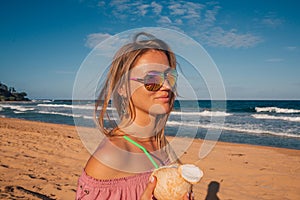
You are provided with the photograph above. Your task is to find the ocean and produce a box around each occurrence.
[0,100,299,150]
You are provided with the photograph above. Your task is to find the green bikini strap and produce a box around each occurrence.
[123,135,159,169]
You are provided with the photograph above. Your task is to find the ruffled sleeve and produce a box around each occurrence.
[76,170,152,200]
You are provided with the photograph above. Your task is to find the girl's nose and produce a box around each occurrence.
[160,79,172,90]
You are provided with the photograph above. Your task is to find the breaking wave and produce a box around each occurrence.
[171,110,231,117]
[252,114,300,122]
[167,121,300,138]
[255,107,300,114]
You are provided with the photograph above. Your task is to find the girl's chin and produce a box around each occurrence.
[148,104,172,115]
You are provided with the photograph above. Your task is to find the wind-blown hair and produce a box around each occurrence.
[95,32,178,161]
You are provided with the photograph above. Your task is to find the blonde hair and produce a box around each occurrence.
[95,32,179,162]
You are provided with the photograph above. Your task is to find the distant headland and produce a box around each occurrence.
[0,82,29,101]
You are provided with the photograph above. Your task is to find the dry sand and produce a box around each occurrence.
[0,118,299,199]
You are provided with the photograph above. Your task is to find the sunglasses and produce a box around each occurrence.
[130,68,178,91]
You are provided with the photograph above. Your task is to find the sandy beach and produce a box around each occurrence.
[0,118,299,200]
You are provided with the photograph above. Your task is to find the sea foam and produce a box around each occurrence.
[255,107,300,114]
[37,111,94,119]
[166,120,300,138]
[252,114,300,122]
[171,110,231,117]
[37,103,116,111]
[0,104,35,112]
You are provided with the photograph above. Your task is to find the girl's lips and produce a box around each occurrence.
[154,94,169,99]
[154,92,169,99]
[154,91,171,102]
[154,96,170,103]
[155,95,169,99]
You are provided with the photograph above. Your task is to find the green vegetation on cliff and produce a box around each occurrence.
[0,82,29,101]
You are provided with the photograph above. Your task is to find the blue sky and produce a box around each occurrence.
[0,0,299,100]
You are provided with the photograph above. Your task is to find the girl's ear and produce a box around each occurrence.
[117,85,127,98]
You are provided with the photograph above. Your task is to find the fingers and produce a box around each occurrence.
[141,176,195,200]
[140,176,157,200]
[183,192,194,200]
[183,193,189,200]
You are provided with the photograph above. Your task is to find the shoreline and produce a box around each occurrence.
[1,99,300,151]
[1,118,300,199]
[1,116,299,151]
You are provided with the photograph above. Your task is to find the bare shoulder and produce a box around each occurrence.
[84,136,132,179]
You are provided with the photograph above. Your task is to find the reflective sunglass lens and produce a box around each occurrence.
[130,69,177,91]
[144,74,163,91]
[145,83,162,91]
[167,74,176,87]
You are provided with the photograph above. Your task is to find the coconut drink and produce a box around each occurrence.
[152,164,203,200]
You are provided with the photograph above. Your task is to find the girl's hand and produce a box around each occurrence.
[140,176,157,200]
[140,176,194,200]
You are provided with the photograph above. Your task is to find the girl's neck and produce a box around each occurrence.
[118,114,167,139]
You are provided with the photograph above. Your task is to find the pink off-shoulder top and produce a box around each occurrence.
[76,170,153,200]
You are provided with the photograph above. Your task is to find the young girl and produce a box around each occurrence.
[76,32,191,200]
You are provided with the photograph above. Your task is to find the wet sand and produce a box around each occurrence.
[0,118,299,199]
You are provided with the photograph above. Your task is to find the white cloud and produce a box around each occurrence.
[168,3,186,15]
[168,1,204,20]
[204,5,220,25]
[97,1,105,7]
[265,58,284,62]
[151,1,162,15]
[262,18,283,28]
[200,27,262,48]
[175,19,183,25]
[109,0,130,8]
[87,1,263,48]
[109,0,161,18]
[261,12,284,28]
[285,46,297,51]
[137,4,149,16]
[85,33,112,48]
[157,16,172,24]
